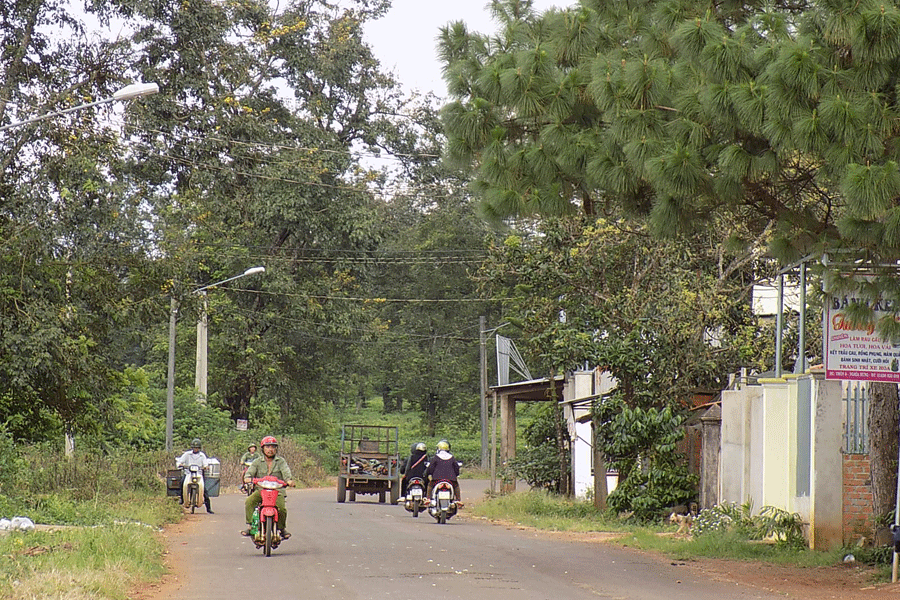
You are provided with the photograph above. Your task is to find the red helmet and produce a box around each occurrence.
[260,436,278,447]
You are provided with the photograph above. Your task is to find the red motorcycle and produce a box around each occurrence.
[249,476,287,556]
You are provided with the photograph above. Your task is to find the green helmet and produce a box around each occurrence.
[190,438,202,449]
[436,439,450,452]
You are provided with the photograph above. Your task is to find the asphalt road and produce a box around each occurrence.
[155,481,784,600]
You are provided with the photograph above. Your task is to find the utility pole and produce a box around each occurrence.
[480,316,488,470]
[166,297,177,452]
[195,291,208,402]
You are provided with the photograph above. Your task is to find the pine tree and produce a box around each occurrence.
[440,0,900,536]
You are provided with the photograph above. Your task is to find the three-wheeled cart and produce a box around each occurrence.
[337,424,400,504]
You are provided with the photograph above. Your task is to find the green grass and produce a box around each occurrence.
[473,490,632,532]
[0,492,179,600]
[472,490,853,569]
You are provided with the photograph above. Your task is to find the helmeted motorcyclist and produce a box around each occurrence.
[400,442,429,499]
[240,444,260,467]
[241,436,294,539]
[175,438,213,513]
[426,439,460,502]
[239,443,260,495]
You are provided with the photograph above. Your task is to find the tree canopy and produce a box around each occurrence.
[0,0,481,443]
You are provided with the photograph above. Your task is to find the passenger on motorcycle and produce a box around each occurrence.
[175,438,214,513]
[241,436,294,539]
[425,439,460,502]
[400,442,429,500]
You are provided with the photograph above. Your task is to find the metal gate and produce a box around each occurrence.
[842,381,869,454]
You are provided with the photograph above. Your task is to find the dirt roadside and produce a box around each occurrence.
[514,526,900,599]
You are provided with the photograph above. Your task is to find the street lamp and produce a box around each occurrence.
[193,266,266,401]
[0,82,159,132]
[165,266,265,451]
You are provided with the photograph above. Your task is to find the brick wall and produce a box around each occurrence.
[842,453,874,544]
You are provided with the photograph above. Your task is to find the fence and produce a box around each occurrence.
[842,381,868,454]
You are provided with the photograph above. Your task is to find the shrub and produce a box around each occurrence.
[0,428,25,495]
[694,501,806,548]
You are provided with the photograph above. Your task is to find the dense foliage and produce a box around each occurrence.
[0,0,488,445]
[442,0,900,518]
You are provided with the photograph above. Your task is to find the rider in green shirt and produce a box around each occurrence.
[240,444,260,466]
[241,436,294,538]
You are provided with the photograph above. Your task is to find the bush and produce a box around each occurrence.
[0,428,25,495]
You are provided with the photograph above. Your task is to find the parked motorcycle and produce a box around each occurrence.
[403,477,427,518]
[248,476,287,557]
[427,480,458,524]
[182,464,206,514]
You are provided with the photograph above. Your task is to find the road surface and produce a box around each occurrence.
[153,481,784,600]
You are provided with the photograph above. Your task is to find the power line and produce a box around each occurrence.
[239,288,498,303]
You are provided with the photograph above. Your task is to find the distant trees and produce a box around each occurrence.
[0,0,480,444]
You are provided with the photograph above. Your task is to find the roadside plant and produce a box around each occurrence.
[0,427,25,496]
[695,502,806,548]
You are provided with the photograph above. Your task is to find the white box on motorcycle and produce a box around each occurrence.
[206,458,220,478]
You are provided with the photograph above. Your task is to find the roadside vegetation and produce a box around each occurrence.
[0,395,893,600]
[471,491,892,581]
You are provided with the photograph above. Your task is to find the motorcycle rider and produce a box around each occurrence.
[239,443,260,494]
[175,438,214,514]
[399,442,429,500]
[240,443,260,466]
[426,439,460,502]
[241,436,295,539]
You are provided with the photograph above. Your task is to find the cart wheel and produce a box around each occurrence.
[349,490,356,502]
[337,476,347,503]
[379,490,386,503]
[389,479,400,505]
[264,516,274,557]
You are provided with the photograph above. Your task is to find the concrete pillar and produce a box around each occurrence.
[720,386,757,504]
[699,404,721,509]
[809,370,843,550]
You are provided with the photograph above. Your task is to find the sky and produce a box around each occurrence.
[363,0,567,99]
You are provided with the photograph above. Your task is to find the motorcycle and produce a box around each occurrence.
[403,477,427,518]
[427,480,458,524]
[182,464,206,514]
[239,461,255,496]
[248,476,287,557]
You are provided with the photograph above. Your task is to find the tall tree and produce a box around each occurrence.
[106,0,427,431]
[440,0,900,522]
[0,0,158,441]
[367,99,499,436]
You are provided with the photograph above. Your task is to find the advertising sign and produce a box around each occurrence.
[825,294,900,382]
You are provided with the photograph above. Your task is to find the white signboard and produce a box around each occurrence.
[236,419,248,431]
[825,294,900,382]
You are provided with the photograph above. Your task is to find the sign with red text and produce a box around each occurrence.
[825,295,900,382]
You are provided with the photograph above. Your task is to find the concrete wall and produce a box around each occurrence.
[718,370,843,549]
[720,385,756,505]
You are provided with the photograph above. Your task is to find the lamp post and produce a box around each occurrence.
[165,266,265,451]
[0,82,159,132]
[193,266,266,401]
[0,81,159,454]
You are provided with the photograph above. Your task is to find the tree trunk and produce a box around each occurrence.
[869,381,899,545]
